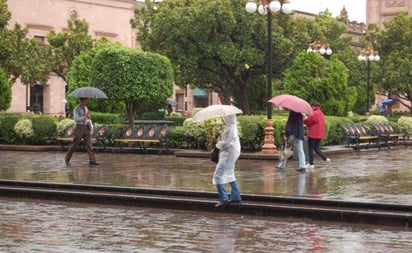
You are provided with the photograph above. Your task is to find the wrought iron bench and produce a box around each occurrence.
[372,122,409,147]
[112,121,173,154]
[54,124,112,151]
[341,123,381,150]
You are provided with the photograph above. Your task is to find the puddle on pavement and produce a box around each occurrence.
[0,149,411,204]
[1,149,411,252]
[0,199,411,253]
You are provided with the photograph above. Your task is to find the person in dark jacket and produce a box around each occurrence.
[276,110,307,172]
[303,102,330,169]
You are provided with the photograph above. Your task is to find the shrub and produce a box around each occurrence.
[183,118,207,149]
[366,115,388,124]
[169,126,186,148]
[397,116,412,134]
[14,119,34,144]
[166,114,185,126]
[139,111,165,120]
[0,114,21,144]
[56,118,75,133]
[31,116,57,144]
[90,112,122,124]
[323,116,353,145]
[203,118,225,151]
[238,115,264,151]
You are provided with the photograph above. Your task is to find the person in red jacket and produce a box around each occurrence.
[304,102,330,169]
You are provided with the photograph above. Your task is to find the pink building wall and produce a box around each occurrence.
[5,0,136,116]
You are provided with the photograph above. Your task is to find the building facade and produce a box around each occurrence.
[367,0,411,28]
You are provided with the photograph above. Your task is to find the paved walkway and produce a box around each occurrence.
[0,145,411,252]
[0,144,411,205]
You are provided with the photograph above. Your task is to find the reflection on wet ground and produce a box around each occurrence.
[0,148,411,204]
[1,200,411,253]
[0,148,411,252]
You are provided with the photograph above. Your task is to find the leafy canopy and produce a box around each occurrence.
[377,12,412,112]
[283,51,352,116]
[91,45,174,124]
[47,17,93,83]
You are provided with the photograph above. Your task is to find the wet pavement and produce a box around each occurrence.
[0,146,411,252]
[0,147,411,204]
[1,199,411,253]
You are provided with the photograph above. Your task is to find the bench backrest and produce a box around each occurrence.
[61,125,75,138]
[118,123,171,141]
[93,125,111,139]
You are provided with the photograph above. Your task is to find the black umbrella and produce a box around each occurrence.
[68,87,108,99]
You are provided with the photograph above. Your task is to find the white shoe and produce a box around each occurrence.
[306,164,315,169]
[326,158,331,164]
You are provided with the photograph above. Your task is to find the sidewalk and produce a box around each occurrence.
[0,144,411,252]
[0,144,411,205]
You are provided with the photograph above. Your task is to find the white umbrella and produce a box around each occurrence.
[69,87,108,99]
[193,104,243,122]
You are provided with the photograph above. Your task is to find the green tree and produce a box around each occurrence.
[0,0,10,29]
[132,0,299,114]
[376,12,412,113]
[90,46,174,124]
[0,0,52,85]
[283,51,353,116]
[0,66,11,111]
[47,17,93,83]
[68,39,125,113]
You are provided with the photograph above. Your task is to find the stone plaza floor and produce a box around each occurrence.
[0,145,411,252]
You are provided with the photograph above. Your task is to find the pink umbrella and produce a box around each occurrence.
[268,94,313,115]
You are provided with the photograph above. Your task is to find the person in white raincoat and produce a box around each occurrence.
[213,115,242,207]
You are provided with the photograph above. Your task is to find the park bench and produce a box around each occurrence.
[54,124,112,151]
[54,125,76,148]
[112,120,173,154]
[340,123,382,150]
[372,122,409,147]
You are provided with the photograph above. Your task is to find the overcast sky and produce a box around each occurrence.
[292,0,366,23]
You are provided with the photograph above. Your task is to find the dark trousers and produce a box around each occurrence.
[65,125,96,163]
[307,138,327,165]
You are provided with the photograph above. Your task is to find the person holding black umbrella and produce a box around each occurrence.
[65,97,98,166]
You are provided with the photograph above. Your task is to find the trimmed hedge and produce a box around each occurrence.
[1,113,410,150]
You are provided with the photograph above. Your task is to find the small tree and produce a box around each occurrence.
[68,39,125,113]
[91,46,174,124]
[0,67,11,111]
[47,17,93,83]
[283,51,354,116]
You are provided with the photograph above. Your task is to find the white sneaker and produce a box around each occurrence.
[306,164,315,169]
[326,158,331,164]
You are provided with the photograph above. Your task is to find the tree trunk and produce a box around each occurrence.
[235,78,250,115]
[126,101,134,125]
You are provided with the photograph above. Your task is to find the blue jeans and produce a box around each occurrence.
[277,138,306,169]
[216,181,241,202]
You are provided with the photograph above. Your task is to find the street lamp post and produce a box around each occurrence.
[245,0,293,154]
[358,48,380,114]
[307,41,332,58]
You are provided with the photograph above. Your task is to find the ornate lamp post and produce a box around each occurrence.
[307,41,332,57]
[245,0,293,154]
[358,48,380,114]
